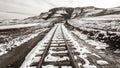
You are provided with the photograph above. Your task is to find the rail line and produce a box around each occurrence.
[21,24,80,68]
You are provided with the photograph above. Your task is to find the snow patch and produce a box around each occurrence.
[62,25,97,68]
[114,49,120,53]
[85,40,109,49]
[97,60,109,65]
[72,30,88,40]
[45,54,69,62]
[98,51,105,54]
[0,29,46,56]
[83,64,97,68]
[0,23,40,30]
[91,53,101,58]
[0,50,8,56]
[73,29,109,50]
[42,65,58,68]
[62,66,72,68]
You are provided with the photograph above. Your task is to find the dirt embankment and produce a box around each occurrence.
[0,29,50,68]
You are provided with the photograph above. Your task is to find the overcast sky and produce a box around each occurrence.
[0,0,120,20]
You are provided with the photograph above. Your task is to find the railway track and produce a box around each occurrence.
[20,23,81,68]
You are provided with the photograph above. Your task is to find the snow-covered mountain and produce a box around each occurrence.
[23,6,120,21]
[1,6,120,25]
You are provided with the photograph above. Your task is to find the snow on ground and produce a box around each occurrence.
[20,24,57,68]
[96,60,109,65]
[0,50,8,56]
[45,54,69,62]
[63,24,111,67]
[85,40,109,49]
[114,49,120,53]
[72,29,109,50]
[0,11,31,20]
[84,10,103,17]
[61,66,72,68]
[42,65,58,68]
[49,49,68,54]
[62,24,97,68]
[71,30,88,40]
[0,23,40,30]
[91,53,101,58]
[81,14,120,21]
[12,29,46,47]
[69,17,120,32]
[44,24,69,62]
[0,28,48,56]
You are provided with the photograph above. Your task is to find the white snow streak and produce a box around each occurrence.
[72,29,109,50]
[97,60,109,65]
[0,23,40,30]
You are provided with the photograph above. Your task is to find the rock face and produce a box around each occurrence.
[38,6,120,20]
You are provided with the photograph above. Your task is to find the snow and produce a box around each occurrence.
[20,24,110,68]
[14,34,37,46]
[62,66,72,68]
[42,65,58,68]
[20,24,58,68]
[86,40,99,46]
[45,54,69,62]
[70,17,120,32]
[114,49,120,53]
[84,10,103,17]
[78,63,82,66]
[83,65,97,68]
[82,14,120,20]
[45,24,69,62]
[72,29,109,50]
[98,51,105,54]
[97,60,109,65]
[26,67,36,68]
[0,23,40,30]
[91,53,101,58]
[74,56,77,59]
[62,24,97,68]
[13,30,44,46]
[71,30,88,40]
[0,50,8,56]
[0,29,47,56]
[32,57,41,62]
[49,50,68,54]
[85,40,109,49]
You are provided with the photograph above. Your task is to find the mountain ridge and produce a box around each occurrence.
[1,6,120,24]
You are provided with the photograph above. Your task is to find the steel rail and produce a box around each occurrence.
[37,26,58,68]
[61,24,79,68]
